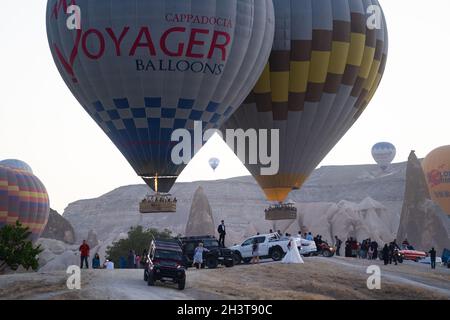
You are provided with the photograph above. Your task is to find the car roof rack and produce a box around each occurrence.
[152,239,182,251]
[179,235,216,241]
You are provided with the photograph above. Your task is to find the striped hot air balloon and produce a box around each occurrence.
[46,0,275,193]
[224,0,388,203]
[0,161,50,242]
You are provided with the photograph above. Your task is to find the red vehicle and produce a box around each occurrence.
[400,245,427,262]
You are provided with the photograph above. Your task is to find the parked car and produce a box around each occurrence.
[400,245,427,262]
[230,233,317,264]
[314,241,336,258]
[179,235,234,269]
[143,239,186,290]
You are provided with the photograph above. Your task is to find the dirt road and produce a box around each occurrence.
[0,257,448,300]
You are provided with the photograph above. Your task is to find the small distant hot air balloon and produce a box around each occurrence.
[46,0,275,194]
[0,160,50,241]
[372,142,396,171]
[209,158,220,172]
[223,0,389,216]
[422,146,450,218]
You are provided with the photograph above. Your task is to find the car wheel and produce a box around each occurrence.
[271,248,283,261]
[147,272,155,286]
[178,278,186,290]
[322,250,333,258]
[224,259,234,268]
[232,253,242,265]
[206,256,219,269]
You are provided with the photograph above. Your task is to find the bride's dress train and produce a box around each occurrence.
[282,239,304,264]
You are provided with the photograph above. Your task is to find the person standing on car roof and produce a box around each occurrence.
[218,220,226,247]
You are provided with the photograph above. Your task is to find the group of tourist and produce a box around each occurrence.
[78,240,114,269]
[342,237,380,259]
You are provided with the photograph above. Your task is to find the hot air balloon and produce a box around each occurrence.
[0,161,50,241]
[209,157,220,171]
[423,146,450,218]
[372,142,396,171]
[0,159,33,174]
[223,0,388,220]
[46,0,275,194]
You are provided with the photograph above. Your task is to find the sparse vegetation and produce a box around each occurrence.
[0,221,43,274]
[105,226,173,266]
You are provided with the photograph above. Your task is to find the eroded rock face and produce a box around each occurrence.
[40,209,76,244]
[396,152,450,252]
[185,187,216,237]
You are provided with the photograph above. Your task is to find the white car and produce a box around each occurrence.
[230,233,317,263]
[419,257,443,265]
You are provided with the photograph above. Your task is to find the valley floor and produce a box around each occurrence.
[0,257,449,300]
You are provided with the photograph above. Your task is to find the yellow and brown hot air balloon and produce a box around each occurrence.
[0,160,50,241]
[423,146,450,217]
[224,0,388,204]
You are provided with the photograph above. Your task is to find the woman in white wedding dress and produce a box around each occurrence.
[282,238,304,264]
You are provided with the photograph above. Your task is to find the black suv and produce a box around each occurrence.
[179,235,234,269]
[143,239,186,290]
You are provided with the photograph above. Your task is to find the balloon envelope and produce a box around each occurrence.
[423,145,450,217]
[209,157,220,171]
[47,0,274,193]
[0,159,33,174]
[372,142,396,171]
[224,0,388,202]
[0,164,50,241]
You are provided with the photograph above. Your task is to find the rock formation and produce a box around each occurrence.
[396,151,450,252]
[63,163,407,247]
[185,187,215,237]
[40,209,75,244]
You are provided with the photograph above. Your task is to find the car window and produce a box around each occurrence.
[242,238,253,246]
[203,239,220,248]
[184,243,195,252]
[255,237,266,244]
[154,249,182,260]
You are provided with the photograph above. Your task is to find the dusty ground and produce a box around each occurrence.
[0,257,448,300]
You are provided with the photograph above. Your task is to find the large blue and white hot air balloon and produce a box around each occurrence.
[46,0,274,193]
[372,142,396,171]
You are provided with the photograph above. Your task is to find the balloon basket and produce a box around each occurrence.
[139,193,177,214]
[264,204,297,221]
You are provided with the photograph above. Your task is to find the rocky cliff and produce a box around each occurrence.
[396,152,450,253]
[40,209,75,244]
[185,187,216,237]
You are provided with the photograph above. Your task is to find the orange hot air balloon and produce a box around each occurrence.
[422,146,450,217]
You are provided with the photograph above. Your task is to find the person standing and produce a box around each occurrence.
[382,244,390,265]
[334,236,342,256]
[251,238,260,264]
[127,250,135,269]
[92,253,101,269]
[429,247,437,269]
[193,243,209,269]
[217,220,226,247]
[79,240,90,269]
[371,241,379,260]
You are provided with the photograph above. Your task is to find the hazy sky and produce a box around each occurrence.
[1,1,449,213]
